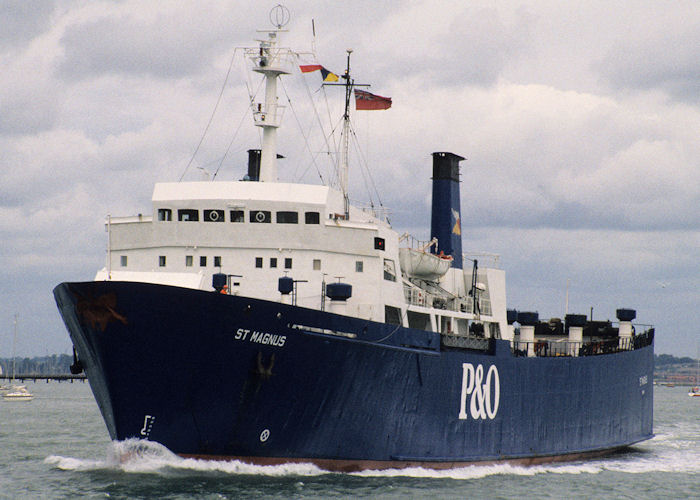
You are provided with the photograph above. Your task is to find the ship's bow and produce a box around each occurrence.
[54,281,119,439]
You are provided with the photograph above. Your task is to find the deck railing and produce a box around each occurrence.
[511,328,654,357]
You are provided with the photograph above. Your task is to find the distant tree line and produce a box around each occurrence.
[655,353,695,366]
[0,354,73,376]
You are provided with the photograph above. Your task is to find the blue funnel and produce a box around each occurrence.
[430,152,464,269]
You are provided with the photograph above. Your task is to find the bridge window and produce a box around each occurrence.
[285,258,292,269]
[305,211,320,224]
[214,256,222,267]
[157,209,172,221]
[313,259,321,270]
[178,209,199,221]
[120,255,127,267]
[159,256,166,267]
[276,211,298,224]
[255,257,263,268]
[250,210,271,223]
[356,261,363,272]
[185,255,193,267]
[230,210,245,222]
[204,209,224,222]
[200,256,207,267]
[270,258,277,268]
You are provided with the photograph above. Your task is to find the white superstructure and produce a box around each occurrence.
[95,12,511,345]
[99,177,509,341]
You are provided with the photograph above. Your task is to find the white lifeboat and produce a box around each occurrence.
[399,247,452,281]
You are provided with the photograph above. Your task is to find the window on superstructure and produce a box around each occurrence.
[214,256,222,267]
[384,306,402,326]
[313,259,321,270]
[230,210,244,222]
[305,211,320,224]
[204,209,224,222]
[276,211,298,224]
[356,261,363,272]
[120,255,127,267]
[200,256,207,267]
[159,256,166,267]
[270,258,277,268]
[185,255,193,267]
[250,210,271,223]
[178,209,199,221]
[383,259,396,282]
[284,258,292,269]
[255,257,263,268]
[157,209,172,221]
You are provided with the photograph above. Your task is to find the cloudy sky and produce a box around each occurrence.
[1,0,698,358]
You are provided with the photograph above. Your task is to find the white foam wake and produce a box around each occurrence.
[45,439,327,476]
[45,430,700,479]
[353,462,603,480]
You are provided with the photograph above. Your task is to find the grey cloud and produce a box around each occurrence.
[596,23,700,102]
[0,0,56,49]
[0,92,59,135]
[356,6,534,89]
[58,15,233,80]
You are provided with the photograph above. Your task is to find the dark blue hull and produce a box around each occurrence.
[54,281,654,470]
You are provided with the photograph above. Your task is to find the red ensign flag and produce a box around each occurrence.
[354,89,392,110]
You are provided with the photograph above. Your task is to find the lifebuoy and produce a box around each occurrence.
[255,211,266,222]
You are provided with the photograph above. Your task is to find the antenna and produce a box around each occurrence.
[311,18,317,55]
[269,4,290,29]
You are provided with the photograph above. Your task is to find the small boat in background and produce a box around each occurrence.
[3,315,34,402]
[3,385,33,401]
[689,356,700,397]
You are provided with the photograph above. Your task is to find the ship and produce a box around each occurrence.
[54,7,654,472]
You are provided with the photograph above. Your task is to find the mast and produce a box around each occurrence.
[11,314,17,381]
[249,5,292,182]
[340,49,353,219]
[327,49,370,219]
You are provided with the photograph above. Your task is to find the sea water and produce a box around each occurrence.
[1,381,698,499]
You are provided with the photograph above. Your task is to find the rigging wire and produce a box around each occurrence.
[323,114,346,189]
[178,48,239,182]
[212,103,252,180]
[295,57,342,184]
[348,119,385,211]
[304,19,340,183]
[213,74,265,180]
[279,77,325,184]
[349,123,375,210]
